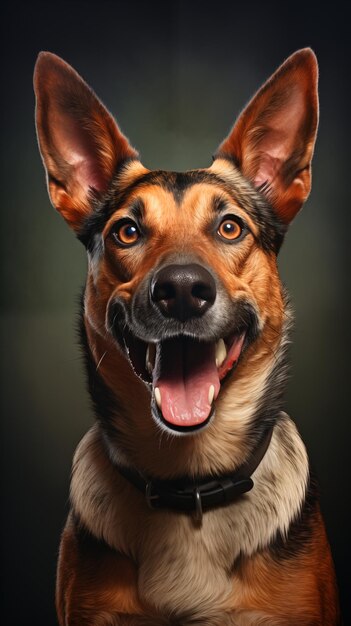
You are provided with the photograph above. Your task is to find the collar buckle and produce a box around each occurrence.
[117,426,274,516]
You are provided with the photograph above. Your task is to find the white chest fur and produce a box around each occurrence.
[70,415,308,619]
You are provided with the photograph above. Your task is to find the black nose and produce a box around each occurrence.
[150,264,216,322]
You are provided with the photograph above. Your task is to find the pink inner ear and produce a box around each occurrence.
[71,157,107,194]
[253,153,282,187]
[250,85,306,188]
[51,108,109,194]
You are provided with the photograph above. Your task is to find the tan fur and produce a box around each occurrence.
[56,515,147,625]
[230,508,340,626]
[69,414,308,622]
[34,49,340,625]
[82,306,283,480]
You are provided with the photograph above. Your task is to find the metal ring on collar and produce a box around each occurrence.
[145,482,159,509]
[193,487,203,522]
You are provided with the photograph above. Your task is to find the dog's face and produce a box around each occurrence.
[34,49,318,437]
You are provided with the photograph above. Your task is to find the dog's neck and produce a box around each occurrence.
[70,414,309,568]
[81,302,291,480]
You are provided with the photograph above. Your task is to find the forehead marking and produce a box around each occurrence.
[80,161,286,253]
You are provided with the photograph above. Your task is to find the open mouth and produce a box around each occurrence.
[121,330,246,433]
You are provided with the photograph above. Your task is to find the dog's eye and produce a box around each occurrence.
[112,220,141,246]
[217,217,243,241]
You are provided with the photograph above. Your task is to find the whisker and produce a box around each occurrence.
[96,350,108,371]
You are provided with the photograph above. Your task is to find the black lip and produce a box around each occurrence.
[107,298,260,433]
[108,297,260,386]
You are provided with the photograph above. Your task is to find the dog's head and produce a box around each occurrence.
[34,50,318,439]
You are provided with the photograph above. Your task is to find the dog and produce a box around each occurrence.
[34,48,340,625]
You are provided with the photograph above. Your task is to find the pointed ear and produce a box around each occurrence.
[34,52,138,232]
[215,48,319,224]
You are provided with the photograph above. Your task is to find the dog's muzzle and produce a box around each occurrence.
[108,260,259,434]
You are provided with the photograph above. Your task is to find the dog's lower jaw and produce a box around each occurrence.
[82,306,288,479]
[69,414,310,621]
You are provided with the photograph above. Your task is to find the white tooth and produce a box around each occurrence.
[215,338,227,368]
[208,384,215,405]
[146,343,156,374]
[154,387,162,409]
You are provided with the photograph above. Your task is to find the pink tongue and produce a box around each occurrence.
[154,338,220,427]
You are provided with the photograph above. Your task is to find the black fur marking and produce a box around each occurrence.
[129,197,145,223]
[70,508,123,558]
[78,162,286,255]
[106,298,130,351]
[78,295,123,440]
[231,473,319,578]
[245,290,292,444]
[211,195,231,214]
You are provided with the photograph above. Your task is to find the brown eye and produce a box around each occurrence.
[113,221,140,246]
[218,218,242,241]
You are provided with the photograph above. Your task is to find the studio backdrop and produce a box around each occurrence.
[1,1,350,624]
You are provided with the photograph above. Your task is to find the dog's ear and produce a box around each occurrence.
[34,52,138,232]
[215,48,319,224]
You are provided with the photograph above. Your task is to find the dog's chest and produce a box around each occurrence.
[136,508,239,617]
[71,421,308,620]
[71,429,243,615]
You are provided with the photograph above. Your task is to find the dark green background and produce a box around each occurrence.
[1,1,350,624]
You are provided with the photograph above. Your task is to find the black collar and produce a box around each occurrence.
[115,426,274,522]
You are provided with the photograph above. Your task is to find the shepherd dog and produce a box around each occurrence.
[34,48,341,625]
